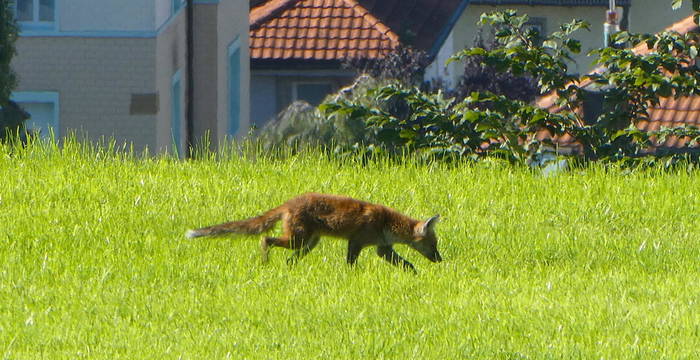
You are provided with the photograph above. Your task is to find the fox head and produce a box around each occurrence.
[411,215,442,263]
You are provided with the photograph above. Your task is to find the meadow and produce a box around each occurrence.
[1,140,699,359]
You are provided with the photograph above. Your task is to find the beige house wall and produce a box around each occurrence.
[13,37,157,150]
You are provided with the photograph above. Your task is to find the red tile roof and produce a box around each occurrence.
[536,15,700,150]
[250,0,400,61]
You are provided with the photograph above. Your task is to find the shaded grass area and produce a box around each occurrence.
[1,140,699,359]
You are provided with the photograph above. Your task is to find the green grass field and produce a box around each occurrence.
[1,140,700,359]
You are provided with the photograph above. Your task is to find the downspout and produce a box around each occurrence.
[185,0,195,157]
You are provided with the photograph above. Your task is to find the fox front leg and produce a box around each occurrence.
[346,242,364,265]
[376,245,417,273]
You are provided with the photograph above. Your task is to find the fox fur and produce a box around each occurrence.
[185,193,442,271]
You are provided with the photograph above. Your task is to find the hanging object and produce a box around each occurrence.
[604,0,620,47]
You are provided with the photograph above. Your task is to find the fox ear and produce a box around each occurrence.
[417,215,440,236]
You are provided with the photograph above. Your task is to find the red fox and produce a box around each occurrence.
[185,193,442,272]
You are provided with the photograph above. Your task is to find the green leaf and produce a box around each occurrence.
[672,0,683,10]
[463,111,480,123]
[399,129,417,139]
[542,40,558,50]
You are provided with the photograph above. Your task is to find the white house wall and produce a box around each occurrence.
[424,31,458,90]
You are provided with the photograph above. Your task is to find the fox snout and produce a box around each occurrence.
[430,251,443,263]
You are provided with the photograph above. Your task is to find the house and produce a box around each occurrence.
[10,0,250,154]
[444,0,694,84]
[248,0,470,129]
[536,15,700,153]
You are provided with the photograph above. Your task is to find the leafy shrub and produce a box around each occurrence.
[343,45,431,86]
[256,76,383,154]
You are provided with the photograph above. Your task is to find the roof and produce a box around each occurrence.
[249,0,468,62]
[535,15,700,150]
[250,0,400,61]
[468,0,630,5]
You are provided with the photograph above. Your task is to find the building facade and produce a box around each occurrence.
[11,0,249,154]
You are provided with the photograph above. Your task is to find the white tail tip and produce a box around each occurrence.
[185,230,199,239]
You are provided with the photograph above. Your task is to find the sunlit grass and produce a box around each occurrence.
[1,139,699,359]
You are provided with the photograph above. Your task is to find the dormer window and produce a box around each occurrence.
[15,0,56,31]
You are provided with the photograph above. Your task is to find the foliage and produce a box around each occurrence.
[342,45,431,86]
[0,0,17,106]
[0,1,24,140]
[449,30,540,105]
[321,84,483,158]
[0,100,29,141]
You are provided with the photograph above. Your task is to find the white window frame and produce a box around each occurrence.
[291,81,334,104]
[11,91,60,138]
[14,0,58,31]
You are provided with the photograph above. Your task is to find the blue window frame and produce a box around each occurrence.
[11,91,60,139]
[14,0,56,31]
[172,0,185,14]
[171,70,183,156]
[228,38,241,136]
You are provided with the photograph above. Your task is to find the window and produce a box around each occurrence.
[525,17,547,45]
[15,0,56,30]
[11,92,60,139]
[292,82,333,106]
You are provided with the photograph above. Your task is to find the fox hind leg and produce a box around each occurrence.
[260,236,291,263]
[286,234,320,265]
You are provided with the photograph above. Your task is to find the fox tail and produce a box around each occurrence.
[185,207,284,239]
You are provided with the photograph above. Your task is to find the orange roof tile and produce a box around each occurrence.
[250,0,401,61]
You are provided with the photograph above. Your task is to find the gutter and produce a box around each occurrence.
[185,0,195,157]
